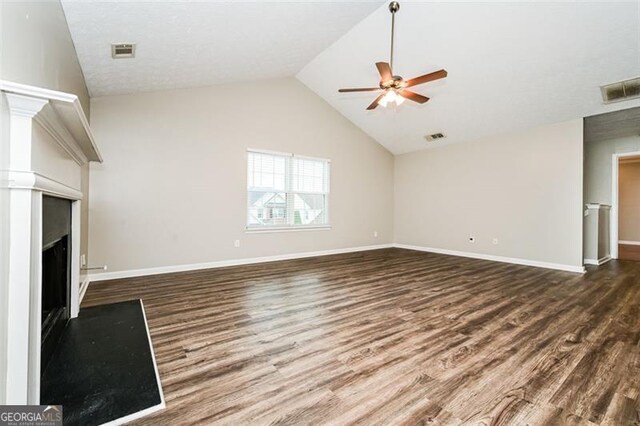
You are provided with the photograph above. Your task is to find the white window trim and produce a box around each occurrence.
[245,225,332,234]
[248,148,332,164]
[246,149,331,231]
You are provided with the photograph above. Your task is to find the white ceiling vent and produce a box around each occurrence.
[601,77,640,104]
[424,133,446,142]
[111,43,136,59]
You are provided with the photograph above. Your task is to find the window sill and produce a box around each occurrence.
[245,225,332,234]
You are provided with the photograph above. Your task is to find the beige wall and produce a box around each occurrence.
[0,1,90,114]
[88,78,394,273]
[619,161,640,242]
[394,120,584,268]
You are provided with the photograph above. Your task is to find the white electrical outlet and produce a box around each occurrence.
[492,238,499,245]
[469,236,476,243]
[234,240,240,248]
[80,254,86,267]
[374,231,378,238]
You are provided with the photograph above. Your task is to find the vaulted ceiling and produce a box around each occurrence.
[297,1,640,154]
[61,1,384,97]
[62,1,640,155]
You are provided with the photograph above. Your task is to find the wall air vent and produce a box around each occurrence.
[601,77,640,104]
[425,133,446,142]
[111,43,136,59]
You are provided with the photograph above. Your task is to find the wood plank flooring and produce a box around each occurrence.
[82,248,640,425]
[619,244,640,262]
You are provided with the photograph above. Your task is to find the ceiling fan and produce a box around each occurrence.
[338,1,448,110]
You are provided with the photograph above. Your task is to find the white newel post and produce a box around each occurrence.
[4,94,48,404]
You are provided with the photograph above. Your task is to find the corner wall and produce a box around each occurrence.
[88,78,394,274]
[394,119,584,270]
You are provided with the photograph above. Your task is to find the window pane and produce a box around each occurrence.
[248,152,286,191]
[248,191,288,226]
[292,193,327,225]
[291,157,326,193]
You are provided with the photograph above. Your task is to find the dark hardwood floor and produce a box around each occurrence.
[619,244,640,262]
[83,248,640,425]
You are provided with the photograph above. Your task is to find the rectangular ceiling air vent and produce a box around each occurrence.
[425,133,446,142]
[601,77,640,104]
[111,43,135,59]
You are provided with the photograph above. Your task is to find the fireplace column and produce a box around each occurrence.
[4,93,48,404]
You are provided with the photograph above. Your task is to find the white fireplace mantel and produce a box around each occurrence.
[1,80,102,165]
[1,81,102,405]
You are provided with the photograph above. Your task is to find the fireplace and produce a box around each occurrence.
[41,196,72,376]
[2,82,101,405]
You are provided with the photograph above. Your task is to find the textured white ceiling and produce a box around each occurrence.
[297,1,640,154]
[61,0,384,97]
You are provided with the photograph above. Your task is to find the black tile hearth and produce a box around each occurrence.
[41,299,164,425]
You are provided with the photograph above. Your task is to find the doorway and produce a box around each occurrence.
[612,152,640,261]
[583,106,640,266]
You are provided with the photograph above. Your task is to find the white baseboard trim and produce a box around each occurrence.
[619,240,640,246]
[584,255,612,266]
[394,244,586,273]
[88,244,394,282]
[78,275,90,304]
[87,242,587,284]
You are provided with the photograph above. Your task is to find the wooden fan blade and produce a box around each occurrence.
[367,92,386,110]
[399,90,430,104]
[376,62,393,82]
[405,69,448,88]
[338,88,381,93]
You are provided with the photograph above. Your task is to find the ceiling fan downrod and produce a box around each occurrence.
[389,1,400,72]
[337,0,447,110]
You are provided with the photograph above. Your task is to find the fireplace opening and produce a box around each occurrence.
[41,196,72,376]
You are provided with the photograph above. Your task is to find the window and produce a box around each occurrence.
[247,150,330,230]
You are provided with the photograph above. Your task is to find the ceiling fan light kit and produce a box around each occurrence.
[338,1,448,110]
[379,89,405,108]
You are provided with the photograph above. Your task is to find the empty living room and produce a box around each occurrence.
[1,0,640,424]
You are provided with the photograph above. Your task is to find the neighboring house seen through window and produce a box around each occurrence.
[247,150,330,230]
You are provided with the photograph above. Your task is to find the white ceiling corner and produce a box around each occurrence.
[61,0,385,97]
